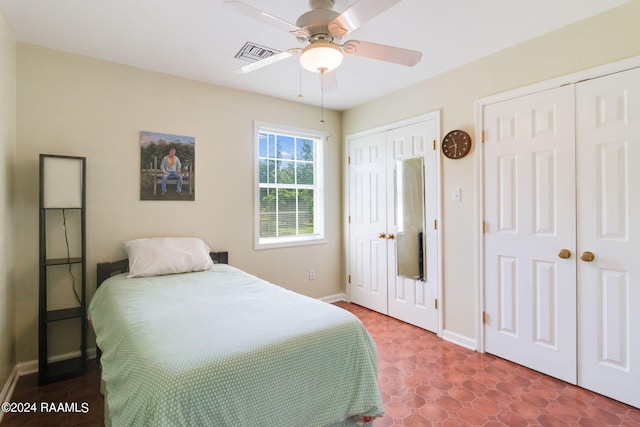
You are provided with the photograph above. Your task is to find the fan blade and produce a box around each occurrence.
[234,48,301,74]
[223,1,300,33]
[342,40,422,66]
[328,0,402,37]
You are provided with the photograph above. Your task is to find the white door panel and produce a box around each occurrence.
[484,85,577,383]
[387,120,438,331]
[576,67,640,408]
[349,132,388,314]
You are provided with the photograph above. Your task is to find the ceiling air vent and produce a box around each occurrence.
[235,42,280,62]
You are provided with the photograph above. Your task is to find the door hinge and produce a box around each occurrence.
[434,219,437,230]
[481,130,485,143]
[482,311,487,324]
[347,155,351,165]
[348,215,351,224]
[348,275,351,284]
[482,221,486,233]
[434,299,438,310]
[432,140,436,150]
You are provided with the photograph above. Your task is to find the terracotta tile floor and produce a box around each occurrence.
[335,301,640,427]
[3,302,639,426]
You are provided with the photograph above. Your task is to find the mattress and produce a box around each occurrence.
[88,263,383,426]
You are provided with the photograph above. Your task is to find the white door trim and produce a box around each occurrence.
[475,54,640,353]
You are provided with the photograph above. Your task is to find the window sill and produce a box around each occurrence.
[255,236,327,250]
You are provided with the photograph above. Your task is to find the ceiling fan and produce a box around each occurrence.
[224,0,422,75]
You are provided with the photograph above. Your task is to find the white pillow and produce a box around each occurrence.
[124,237,214,278]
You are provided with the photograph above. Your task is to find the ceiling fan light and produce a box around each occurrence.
[300,41,343,73]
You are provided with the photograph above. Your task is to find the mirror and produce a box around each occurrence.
[396,157,425,280]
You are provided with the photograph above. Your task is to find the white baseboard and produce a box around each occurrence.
[16,347,98,377]
[441,329,477,351]
[320,293,346,304]
[1,349,97,423]
[16,359,38,376]
[0,365,19,424]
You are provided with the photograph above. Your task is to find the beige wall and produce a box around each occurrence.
[343,0,640,340]
[9,0,640,365]
[14,45,343,362]
[0,9,16,386]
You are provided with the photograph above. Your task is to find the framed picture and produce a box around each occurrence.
[139,131,195,201]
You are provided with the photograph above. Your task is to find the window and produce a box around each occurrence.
[255,122,326,249]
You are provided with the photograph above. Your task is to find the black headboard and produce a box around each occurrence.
[96,251,229,288]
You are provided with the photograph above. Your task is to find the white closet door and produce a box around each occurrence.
[348,113,440,333]
[348,132,388,313]
[387,120,439,332]
[576,67,640,408]
[483,85,578,383]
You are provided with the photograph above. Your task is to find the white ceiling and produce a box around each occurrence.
[0,0,630,111]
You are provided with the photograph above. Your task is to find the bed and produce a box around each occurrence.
[89,238,383,427]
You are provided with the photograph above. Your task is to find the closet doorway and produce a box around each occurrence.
[481,64,640,408]
[346,112,441,333]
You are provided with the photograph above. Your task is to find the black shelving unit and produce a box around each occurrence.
[38,154,87,385]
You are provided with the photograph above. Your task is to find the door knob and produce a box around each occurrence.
[558,249,571,259]
[581,251,595,262]
[378,232,386,239]
[387,233,395,240]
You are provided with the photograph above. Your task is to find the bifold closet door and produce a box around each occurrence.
[483,85,578,384]
[576,67,640,409]
[348,116,440,333]
[484,66,640,408]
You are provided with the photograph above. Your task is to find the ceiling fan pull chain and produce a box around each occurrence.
[319,67,326,123]
[298,64,304,99]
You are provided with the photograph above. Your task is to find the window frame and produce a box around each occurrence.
[254,121,327,250]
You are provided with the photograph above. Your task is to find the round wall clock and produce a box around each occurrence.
[442,130,472,159]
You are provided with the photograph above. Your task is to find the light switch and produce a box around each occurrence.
[452,187,461,202]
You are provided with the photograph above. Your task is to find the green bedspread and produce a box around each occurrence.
[89,264,383,426]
